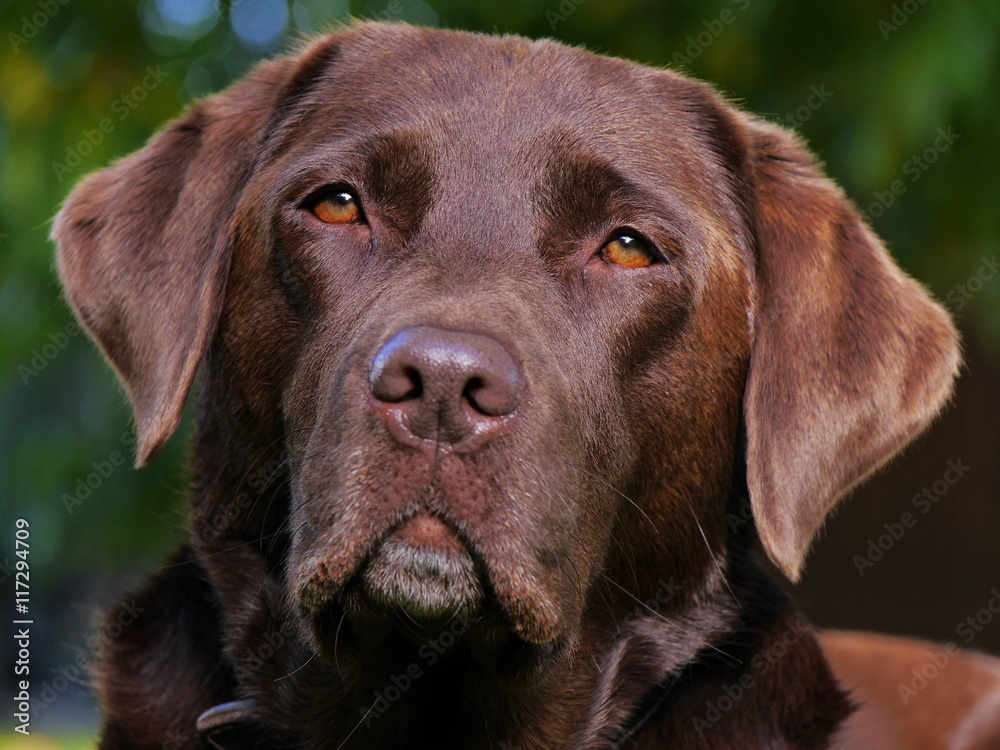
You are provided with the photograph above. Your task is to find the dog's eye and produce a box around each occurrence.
[310,190,363,225]
[601,232,657,268]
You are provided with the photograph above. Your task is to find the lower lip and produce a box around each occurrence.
[395,514,466,552]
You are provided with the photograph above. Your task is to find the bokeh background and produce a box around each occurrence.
[1,0,998,745]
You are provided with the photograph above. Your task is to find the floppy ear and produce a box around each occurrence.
[53,41,338,466]
[743,120,960,581]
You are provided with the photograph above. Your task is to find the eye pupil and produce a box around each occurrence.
[603,231,655,268]
[310,189,362,225]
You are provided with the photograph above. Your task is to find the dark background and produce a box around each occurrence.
[1,0,997,744]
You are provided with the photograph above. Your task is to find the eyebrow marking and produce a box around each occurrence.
[535,140,641,239]
[532,132,696,265]
[358,131,437,241]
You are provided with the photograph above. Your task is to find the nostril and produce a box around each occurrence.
[369,326,524,445]
[369,355,423,403]
[399,367,423,402]
[462,371,522,417]
[462,377,488,415]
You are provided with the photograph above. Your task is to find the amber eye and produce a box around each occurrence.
[602,232,656,268]
[310,190,362,225]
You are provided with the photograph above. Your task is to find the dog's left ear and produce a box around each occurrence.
[742,119,960,581]
[53,38,340,466]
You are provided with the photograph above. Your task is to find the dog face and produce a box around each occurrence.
[240,28,759,652]
[54,24,958,667]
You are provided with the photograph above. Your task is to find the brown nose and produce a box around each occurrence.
[368,326,524,449]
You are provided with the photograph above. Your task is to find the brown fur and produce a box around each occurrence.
[53,22,990,750]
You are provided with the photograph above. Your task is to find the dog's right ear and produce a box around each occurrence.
[53,38,340,466]
[740,118,960,581]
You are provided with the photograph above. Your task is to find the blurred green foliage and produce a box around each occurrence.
[0,0,997,738]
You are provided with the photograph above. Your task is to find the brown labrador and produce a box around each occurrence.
[53,22,1000,750]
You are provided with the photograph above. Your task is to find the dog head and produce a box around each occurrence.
[54,23,958,663]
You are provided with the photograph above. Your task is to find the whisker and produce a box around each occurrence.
[332,606,349,682]
[275,650,317,682]
[602,576,735,661]
[493,483,588,594]
[229,426,313,505]
[681,497,741,609]
[567,463,659,535]
[336,695,381,750]
[163,532,286,567]
[472,679,492,748]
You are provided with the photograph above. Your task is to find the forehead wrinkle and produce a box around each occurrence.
[356,130,437,238]
[266,126,438,238]
[532,130,704,248]
[265,25,745,275]
[539,139,640,224]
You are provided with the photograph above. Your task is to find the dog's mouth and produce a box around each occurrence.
[293,452,577,652]
[307,513,529,664]
[348,514,485,624]
[296,500,568,659]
